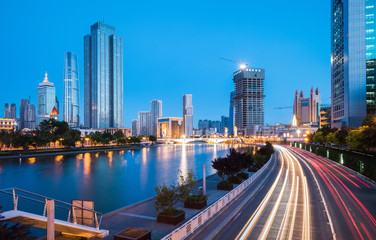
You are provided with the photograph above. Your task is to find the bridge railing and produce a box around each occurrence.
[161,154,273,240]
[0,188,103,229]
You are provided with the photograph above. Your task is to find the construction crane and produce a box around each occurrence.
[219,57,248,69]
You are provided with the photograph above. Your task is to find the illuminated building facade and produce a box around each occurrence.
[293,88,321,126]
[366,0,376,115]
[233,68,265,135]
[151,100,162,136]
[84,21,123,128]
[183,94,193,137]
[37,73,58,117]
[0,118,17,131]
[63,52,80,128]
[320,105,332,128]
[157,117,184,138]
[331,0,367,128]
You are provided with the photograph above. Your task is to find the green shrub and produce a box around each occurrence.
[237,172,249,180]
[228,175,242,184]
[185,195,208,203]
[159,208,184,216]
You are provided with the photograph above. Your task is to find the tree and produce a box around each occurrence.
[129,136,141,144]
[13,134,32,150]
[113,130,125,140]
[154,184,180,215]
[313,132,325,145]
[361,125,376,150]
[346,128,366,150]
[90,132,102,146]
[178,170,198,201]
[335,128,349,146]
[30,134,48,149]
[362,114,376,127]
[211,157,228,181]
[149,135,157,142]
[100,132,113,145]
[325,132,337,144]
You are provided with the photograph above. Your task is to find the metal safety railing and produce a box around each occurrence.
[161,155,273,240]
[0,188,104,229]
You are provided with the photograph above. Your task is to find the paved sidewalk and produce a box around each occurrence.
[101,172,254,239]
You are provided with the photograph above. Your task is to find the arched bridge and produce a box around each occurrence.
[165,138,238,144]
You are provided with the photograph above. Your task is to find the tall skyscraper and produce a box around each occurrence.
[138,111,151,136]
[331,0,367,128]
[366,0,376,115]
[131,119,139,136]
[37,72,56,116]
[233,68,265,135]
[4,103,16,119]
[229,91,235,135]
[293,88,321,126]
[183,94,193,137]
[150,100,162,136]
[63,52,80,128]
[84,21,124,129]
[20,99,36,130]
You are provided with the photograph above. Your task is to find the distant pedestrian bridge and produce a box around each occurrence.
[162,138,238,144]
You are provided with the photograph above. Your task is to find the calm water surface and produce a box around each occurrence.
[0,144,237,213]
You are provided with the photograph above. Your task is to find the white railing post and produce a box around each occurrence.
[12,189,18,211]
[47,200,55,240]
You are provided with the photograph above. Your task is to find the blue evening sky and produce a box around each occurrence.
[0,0,330,128]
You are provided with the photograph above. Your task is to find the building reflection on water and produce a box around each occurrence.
[0,144,236,213]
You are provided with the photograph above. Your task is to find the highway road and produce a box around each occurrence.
[188,146,376,240]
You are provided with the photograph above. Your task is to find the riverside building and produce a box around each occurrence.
[63,52,80,128]
[150,100,162,136]
[84,21,124,128]
[233,68,265,135]
[183,94,193,137]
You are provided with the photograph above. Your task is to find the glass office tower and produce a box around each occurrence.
[183,94,193,137]
[331,0,367,128]
[228,91,235,135]
[84,22,124,128]
[366,0,376,115]
[150,100,162,136]
[4,103,16,119]
[63,52,80,127]
[37,73,56,116]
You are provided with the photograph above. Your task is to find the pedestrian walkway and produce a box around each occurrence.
[101,172,254,239]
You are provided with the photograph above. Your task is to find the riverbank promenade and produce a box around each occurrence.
[101,172,253,239]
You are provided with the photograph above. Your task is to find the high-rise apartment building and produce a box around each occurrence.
[233,68,265,135]
[131,119,138,136]
[63,52,80,128]
[293,88,321,126]
[138,111,151,136]
[157,117,184,138]
[84,21,124,128]
[4,103,16,119]
[229,91,235,135]
[331,0,367,128]
[150,100,162,136]
[19,99,36,130]
[183,94,193,137]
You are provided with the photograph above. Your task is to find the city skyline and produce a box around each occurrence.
[0,0,331,128]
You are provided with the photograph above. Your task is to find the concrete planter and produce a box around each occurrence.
[184,200,207,209]
[114,227,151,240]
[157,211,185,225]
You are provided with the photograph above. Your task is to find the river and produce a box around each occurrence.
[0,144,239,213]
